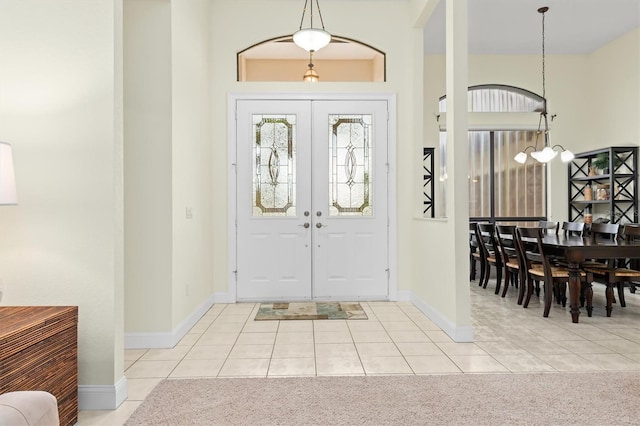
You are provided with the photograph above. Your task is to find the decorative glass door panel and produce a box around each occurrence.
[329,115,373,216]
[252,115,296,216]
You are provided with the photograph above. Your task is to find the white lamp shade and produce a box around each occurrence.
[533,146,558,163]
[293,28,331,52]
[514,152,527,164]
[0,142,17,205]
[561,149,575,162]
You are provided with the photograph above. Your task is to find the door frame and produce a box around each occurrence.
[227,92,397,303]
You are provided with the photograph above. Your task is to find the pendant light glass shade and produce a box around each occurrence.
[293,0,331,52]
[293,28,331,52]
[532,146,557,163]
[303,51,320,82]
[303,67,319,82]
[514,151,528,164]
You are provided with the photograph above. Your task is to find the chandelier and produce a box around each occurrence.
[303,51,320,82]
[293,0,331,52]
[514,7,574,164]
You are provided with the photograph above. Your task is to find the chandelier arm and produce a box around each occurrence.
[298,0,309,31]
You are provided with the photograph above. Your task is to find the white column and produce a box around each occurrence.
[445,0,471,335]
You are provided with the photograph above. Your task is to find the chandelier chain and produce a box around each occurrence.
[541,9,546,101]
[298,0,326,31]
[298,0,309,31]
[315,0,326,30]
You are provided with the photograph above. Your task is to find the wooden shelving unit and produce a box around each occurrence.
[568,146,638,224]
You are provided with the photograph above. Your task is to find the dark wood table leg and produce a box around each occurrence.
[567,261,582,323]
[605,284,614,317]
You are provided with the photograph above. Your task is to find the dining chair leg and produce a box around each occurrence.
[517,271,526,305]
[616,283,626,307]
[543,280,553,317]
[482,262,491,289]
[582,282,594,317]
[478,260,486,287]
[470,254,477,280]
[494,267,503,295]
[555,283,567,307]
[523,277,534,308]
[501,269,513,297]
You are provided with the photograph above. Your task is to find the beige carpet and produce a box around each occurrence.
[124,372,640,425]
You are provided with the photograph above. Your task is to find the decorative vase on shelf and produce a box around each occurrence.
[584,185,593,201]
[588,166,597,177]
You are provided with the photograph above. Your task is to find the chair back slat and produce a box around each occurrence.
[495,224,517,264]
[588,222,619,241]
[538,221,559,235]
[478,223,502,265]
[562,221,584,237]
[515,227,544,267]
[623,224,640,242]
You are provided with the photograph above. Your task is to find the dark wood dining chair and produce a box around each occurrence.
[538,220,559,235]
[495,224,520,298]
[515,227,591,317]
[562,221,585,237]
[583,224,640,316]
[581,222,620,267]
[587,222,619,240]
[469,222,482,282]
[477,223,503,294]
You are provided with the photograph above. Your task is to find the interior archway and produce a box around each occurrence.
[237,35,385,82]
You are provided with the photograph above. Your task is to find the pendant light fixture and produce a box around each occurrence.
[514,7,574,164]
[303,51,320,82]
[293,0,331,52]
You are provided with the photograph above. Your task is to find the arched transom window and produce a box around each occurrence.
[238,35,386,82]
[435,85,547,223]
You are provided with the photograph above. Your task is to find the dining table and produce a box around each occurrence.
[541,234,640,323]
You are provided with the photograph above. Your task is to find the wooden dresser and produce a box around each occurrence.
[0,306,78,426]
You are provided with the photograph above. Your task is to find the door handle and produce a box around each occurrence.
[316,222,326,229]
[299,223,310,229]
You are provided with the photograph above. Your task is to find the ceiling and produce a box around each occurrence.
[424,0,640,54]
[249,0,639,59]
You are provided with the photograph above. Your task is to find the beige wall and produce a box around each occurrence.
[588,28,640,149]
[124,0,173,332]
[124,0,214,337]
[170,0,214,330]
[0,0,125,404]
[210,0,423,305]
[243,59,378,82]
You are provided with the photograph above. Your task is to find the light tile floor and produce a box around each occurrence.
[79,279,640,425]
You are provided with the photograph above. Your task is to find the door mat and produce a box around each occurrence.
[254,302,368,320]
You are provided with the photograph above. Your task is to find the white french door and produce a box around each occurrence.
[235,99,389,301]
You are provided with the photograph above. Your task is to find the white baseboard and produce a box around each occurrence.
[409,292,474,342]
[396,290,411,301]
[78,376,128,410]
[213,292,232,303]
[124,293,216,349]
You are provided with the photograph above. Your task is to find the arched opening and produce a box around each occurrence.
[435,85,548,222]
[237,35,385,82]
